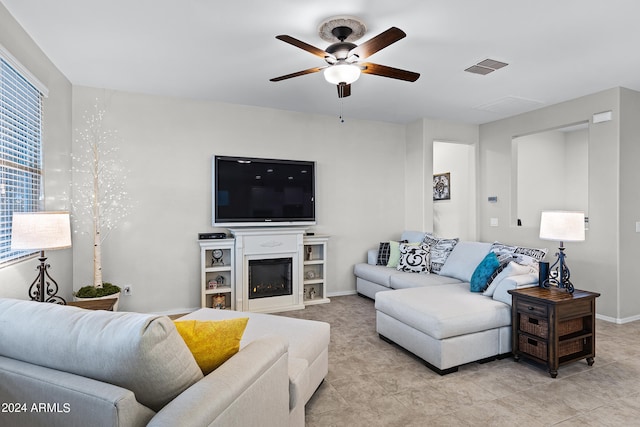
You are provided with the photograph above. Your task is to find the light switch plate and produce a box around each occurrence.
[490,218,499,227]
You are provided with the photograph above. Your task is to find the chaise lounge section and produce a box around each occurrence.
[354,231,541,374]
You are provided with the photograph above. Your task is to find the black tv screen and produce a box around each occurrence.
[213,156,316,227]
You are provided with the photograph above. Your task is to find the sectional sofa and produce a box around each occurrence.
[0,298,329,427]
[354,231,542,374]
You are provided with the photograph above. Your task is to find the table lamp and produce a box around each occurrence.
[11,211,71,304]
[539,211,585,293]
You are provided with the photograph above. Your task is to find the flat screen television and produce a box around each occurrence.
[213,155,316,227]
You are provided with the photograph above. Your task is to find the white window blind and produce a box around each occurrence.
[0,57,43,265]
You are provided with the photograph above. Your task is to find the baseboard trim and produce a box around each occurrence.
[327,290,357,297]
[596,313,640,324]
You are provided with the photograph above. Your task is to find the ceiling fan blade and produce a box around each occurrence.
[337,83,351,98]
[361,62,420,82]
[275,35,331,59]
[270,66,326,82]
[349,27,406,60]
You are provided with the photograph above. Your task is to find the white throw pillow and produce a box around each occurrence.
[438,241,492,282]
[492,274,539,305]
[482,261,537,297]
[397,243,430,273]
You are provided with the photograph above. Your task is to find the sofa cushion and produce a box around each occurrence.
[470,252,501,292]
[400,230,428,243]
[389,271,462,289]
[0,298,203,412]
[397,243,430,273]
[354,263,396,288]
[375,284,512,340]
[181,309,330,373]
[439,241,492,282]
[174,318,249,374]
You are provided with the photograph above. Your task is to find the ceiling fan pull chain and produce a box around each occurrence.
[339,98,345,123]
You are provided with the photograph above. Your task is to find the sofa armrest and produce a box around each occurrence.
[148,336,289,427]
[492,273,539,305]
[0,355,155,427]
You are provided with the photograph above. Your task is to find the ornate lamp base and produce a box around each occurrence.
[28,251,67,304]
[541,245,574,293]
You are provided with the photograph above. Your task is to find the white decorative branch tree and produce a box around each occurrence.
[72,103,131,288]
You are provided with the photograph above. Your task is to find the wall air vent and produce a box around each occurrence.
[465,58,509,75]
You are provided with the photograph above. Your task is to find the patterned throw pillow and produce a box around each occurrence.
[490,241,517,257]
[513,246,547,265]
[470,252,501,292]
[385,240,408,268]
[430,238,459,274]
[376,242,391,266]
[397,243,430,273]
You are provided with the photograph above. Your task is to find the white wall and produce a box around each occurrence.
[433,141,476,240]
[71,87,407,313]
[405,119,479,234]
[619,88,640,320]
[0,3,73,300]
[513,128,588,228]
[479,88,623,320]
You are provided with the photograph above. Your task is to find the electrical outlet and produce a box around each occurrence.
[123,285,132,296]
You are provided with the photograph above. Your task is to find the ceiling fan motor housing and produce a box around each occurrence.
[325,42,357,61]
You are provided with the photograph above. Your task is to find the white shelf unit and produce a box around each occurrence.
[302,235,330,305]
[199,238,235,310]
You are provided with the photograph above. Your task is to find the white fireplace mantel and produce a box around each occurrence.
[230,228,308,312]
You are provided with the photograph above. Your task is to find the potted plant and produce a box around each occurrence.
[71,102,131,310]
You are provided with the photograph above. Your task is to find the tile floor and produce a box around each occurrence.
[279,294,640,427]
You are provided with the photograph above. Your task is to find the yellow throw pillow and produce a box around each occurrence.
[174,318,249,375]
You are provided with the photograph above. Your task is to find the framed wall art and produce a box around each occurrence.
[433,172,451,201]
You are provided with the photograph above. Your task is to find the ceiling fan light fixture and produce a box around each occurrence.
[324,63,361,85]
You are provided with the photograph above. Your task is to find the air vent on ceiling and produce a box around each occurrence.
[465,58,508,75]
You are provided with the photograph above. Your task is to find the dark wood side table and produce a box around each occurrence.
[508,286,600,378]
[67,298,118,311]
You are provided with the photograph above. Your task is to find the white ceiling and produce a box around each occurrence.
[3,0,640,124]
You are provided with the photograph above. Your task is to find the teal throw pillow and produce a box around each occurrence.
[470,252,500,292]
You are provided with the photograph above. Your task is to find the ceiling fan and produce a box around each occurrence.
[270,17,420,98]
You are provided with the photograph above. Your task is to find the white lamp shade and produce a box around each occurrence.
[539,211,585,242]
[11,211,72,250]
[324,64,361,85]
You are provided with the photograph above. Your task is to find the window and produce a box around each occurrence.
[0,56,44,265]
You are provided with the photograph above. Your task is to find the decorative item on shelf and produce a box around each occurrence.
[215,275,225,286]
[10,211,72,304]
[308,287,316,300]
[539,211,586,293]
[207,279,218,290]
[305,270,316,280]
[213,294,226,309]
[211,249,224,266]
[306,246,313,261]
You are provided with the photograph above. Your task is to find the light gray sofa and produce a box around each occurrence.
[354,231,539,374]
[0,298,329,427]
